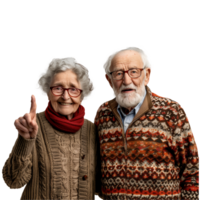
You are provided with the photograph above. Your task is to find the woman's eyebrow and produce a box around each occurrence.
[69,83,78,88]
[53,82,64,86]
[52,82,78,88]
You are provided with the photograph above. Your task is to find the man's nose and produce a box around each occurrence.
[123,71,132,85]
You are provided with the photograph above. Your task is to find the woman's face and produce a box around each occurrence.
[48,70,82,119]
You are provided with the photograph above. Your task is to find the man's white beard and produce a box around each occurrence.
[113,79,146,109]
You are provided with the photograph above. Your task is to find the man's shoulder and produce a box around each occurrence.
[150,92,191,133]
[97,101,110,110]
[151,92,181,109]
[147,87,181,109]
[93,99,110,121]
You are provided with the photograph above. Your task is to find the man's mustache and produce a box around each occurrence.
[119,83,137,92]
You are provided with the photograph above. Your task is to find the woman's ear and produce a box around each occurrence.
[43,96,49,103]
[103,74,112,89]
[45,91,50,101]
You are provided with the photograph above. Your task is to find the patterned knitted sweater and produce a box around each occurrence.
[95,87,199,200]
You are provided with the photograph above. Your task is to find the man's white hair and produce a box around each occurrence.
[100,45,155,79]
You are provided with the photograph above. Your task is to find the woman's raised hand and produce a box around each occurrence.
[14,95,38,139]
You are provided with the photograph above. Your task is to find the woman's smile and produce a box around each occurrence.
[58,102,74,106]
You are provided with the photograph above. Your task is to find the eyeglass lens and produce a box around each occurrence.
[52,86,81,96]
[112,69,141,80]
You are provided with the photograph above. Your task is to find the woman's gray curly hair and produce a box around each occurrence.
[100,45,155,79]
[38,57,93,100]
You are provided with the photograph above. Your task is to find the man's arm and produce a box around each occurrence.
[174,105,199,200]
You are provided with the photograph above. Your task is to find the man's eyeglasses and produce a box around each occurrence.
[109,68,145,80]
[50,86,82,97]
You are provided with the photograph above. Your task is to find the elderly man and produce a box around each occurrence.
[95,47,199,200]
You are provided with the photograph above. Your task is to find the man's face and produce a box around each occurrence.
[106,50,151,109]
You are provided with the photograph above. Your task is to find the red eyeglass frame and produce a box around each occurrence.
[50,86,83,98]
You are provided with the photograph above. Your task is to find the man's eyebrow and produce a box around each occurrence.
[113,66,139,71]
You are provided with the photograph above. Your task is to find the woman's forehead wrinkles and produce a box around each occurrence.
[52,81,78,88]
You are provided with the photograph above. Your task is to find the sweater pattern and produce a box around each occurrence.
[95,88,199,200]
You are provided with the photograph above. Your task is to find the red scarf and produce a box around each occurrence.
[45,101,85,133]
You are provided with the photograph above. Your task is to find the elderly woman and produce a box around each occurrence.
[2,58,97,200]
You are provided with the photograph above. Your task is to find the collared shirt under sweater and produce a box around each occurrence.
[117,89,146,133]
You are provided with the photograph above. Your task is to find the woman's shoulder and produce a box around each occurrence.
[84,118,94,124]
[37,110,45,116]
[84,118,94,125]
[35,111,47,131]
[83,118,95,133]
[36,112,46,123]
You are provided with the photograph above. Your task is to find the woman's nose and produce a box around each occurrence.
[62,90,70,100]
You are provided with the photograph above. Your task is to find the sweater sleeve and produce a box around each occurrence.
[0,133,35,190]
[173,105,199,200]
[2,134,35,188]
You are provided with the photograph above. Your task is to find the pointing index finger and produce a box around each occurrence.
[30,95,37,119]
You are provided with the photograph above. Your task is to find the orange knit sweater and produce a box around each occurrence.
[95,87,199,200]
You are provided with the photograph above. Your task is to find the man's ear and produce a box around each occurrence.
[103,74,112,89]
[144,68,151,86]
